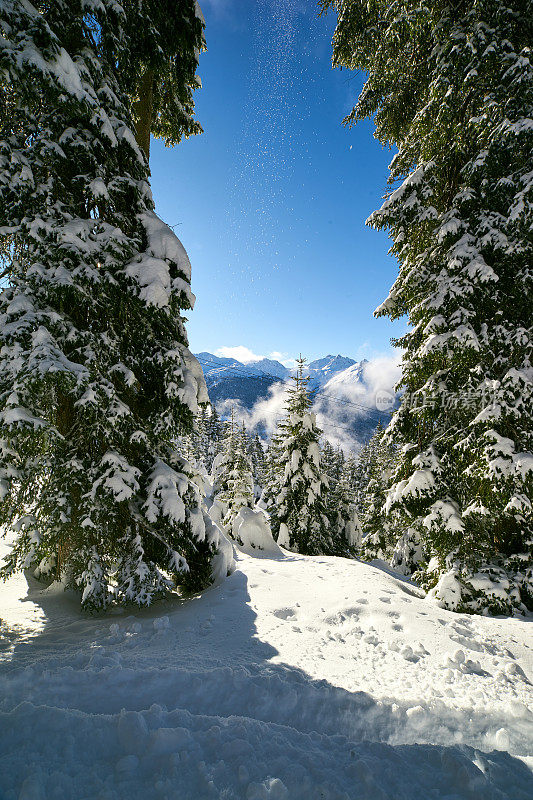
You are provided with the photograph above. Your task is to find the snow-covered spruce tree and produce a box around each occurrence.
[350,443,371,519]
[322,440,346,483]
[0,0,227,609]
[205,405,224,473]
[225,423,255,524]
[267,358,343,555]
[360,423,399,561]
[249,433,267,497]
[212,415,254,526]
[323,0,533,613]
[186,406,211,472]
[211,414,236,499]
[321,439,357,547]
[342,450,359,494]
[321,439,337,481]
[259,430,283,511]
[327,458,361,552]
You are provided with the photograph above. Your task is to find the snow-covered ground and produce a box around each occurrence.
[1,541,532,799]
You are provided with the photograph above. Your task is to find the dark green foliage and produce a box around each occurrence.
[359,424,399,560]
[322,0,533,612]
[119,0,205,148]
[0,0,217,609]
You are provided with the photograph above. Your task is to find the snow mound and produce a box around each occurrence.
[204,514,235,583]
[232,507,282,556]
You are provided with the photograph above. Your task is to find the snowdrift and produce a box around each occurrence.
[232,507,283,556]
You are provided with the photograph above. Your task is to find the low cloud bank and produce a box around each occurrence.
[216,353,403,452]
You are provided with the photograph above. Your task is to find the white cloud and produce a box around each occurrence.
[215,345,297,368]
[215,345,264,364]
[215,351,404,454]
[313,351,403,450]
[218,381,290,437]
[362,352,403,396]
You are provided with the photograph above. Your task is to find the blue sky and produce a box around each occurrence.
[150,0,407,365]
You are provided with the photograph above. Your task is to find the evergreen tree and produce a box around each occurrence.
[249,433,267,496]
[193,406,210,470]
[323,0,533,613]
[260,431,283,511]
[123,0,205,161]
[205,405,224,474]
[321,440,338,482]
[342,450,360,495]
[266,358,334,555]
[0,0,222,609]
[212,415,254,526]
[360,425,399,561]
[327,458,361,552]
[349,445,371,518]
[212,415,237,500]
[321,439,356,547]
[334,445,346,482]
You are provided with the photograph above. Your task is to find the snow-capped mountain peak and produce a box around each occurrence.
[322,360,369,394]
[194,352,288,381]
[306,354,358,388]
[248,358,290,380]
[195,351,359,390]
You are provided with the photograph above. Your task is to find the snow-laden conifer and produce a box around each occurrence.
[360,424,399,561]
[266,358,334,555]
[0,0,227,609]
[323,0,533,613]
[198,405,223,474]
[328,459,361,552]
[212,414,254,526]
[259,431,283,511]
[249,433,267,497]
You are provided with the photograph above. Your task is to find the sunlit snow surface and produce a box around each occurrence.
[1,537,532,799]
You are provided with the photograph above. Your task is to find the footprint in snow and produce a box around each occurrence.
[451,623,473,637]
[272,608,296,620]
[390,642,428,662]
[450,632,485,653]
[400,645,420,663]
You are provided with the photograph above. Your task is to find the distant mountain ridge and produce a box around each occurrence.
[195,352,289,381]
[194,351,395,447]
[195,352,364,388]
[307,355,364,388]
[194,352,285,407]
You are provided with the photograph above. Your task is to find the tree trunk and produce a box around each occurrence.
[134,68,154,162]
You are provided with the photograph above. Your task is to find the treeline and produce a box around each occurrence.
[182,358,397,559]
